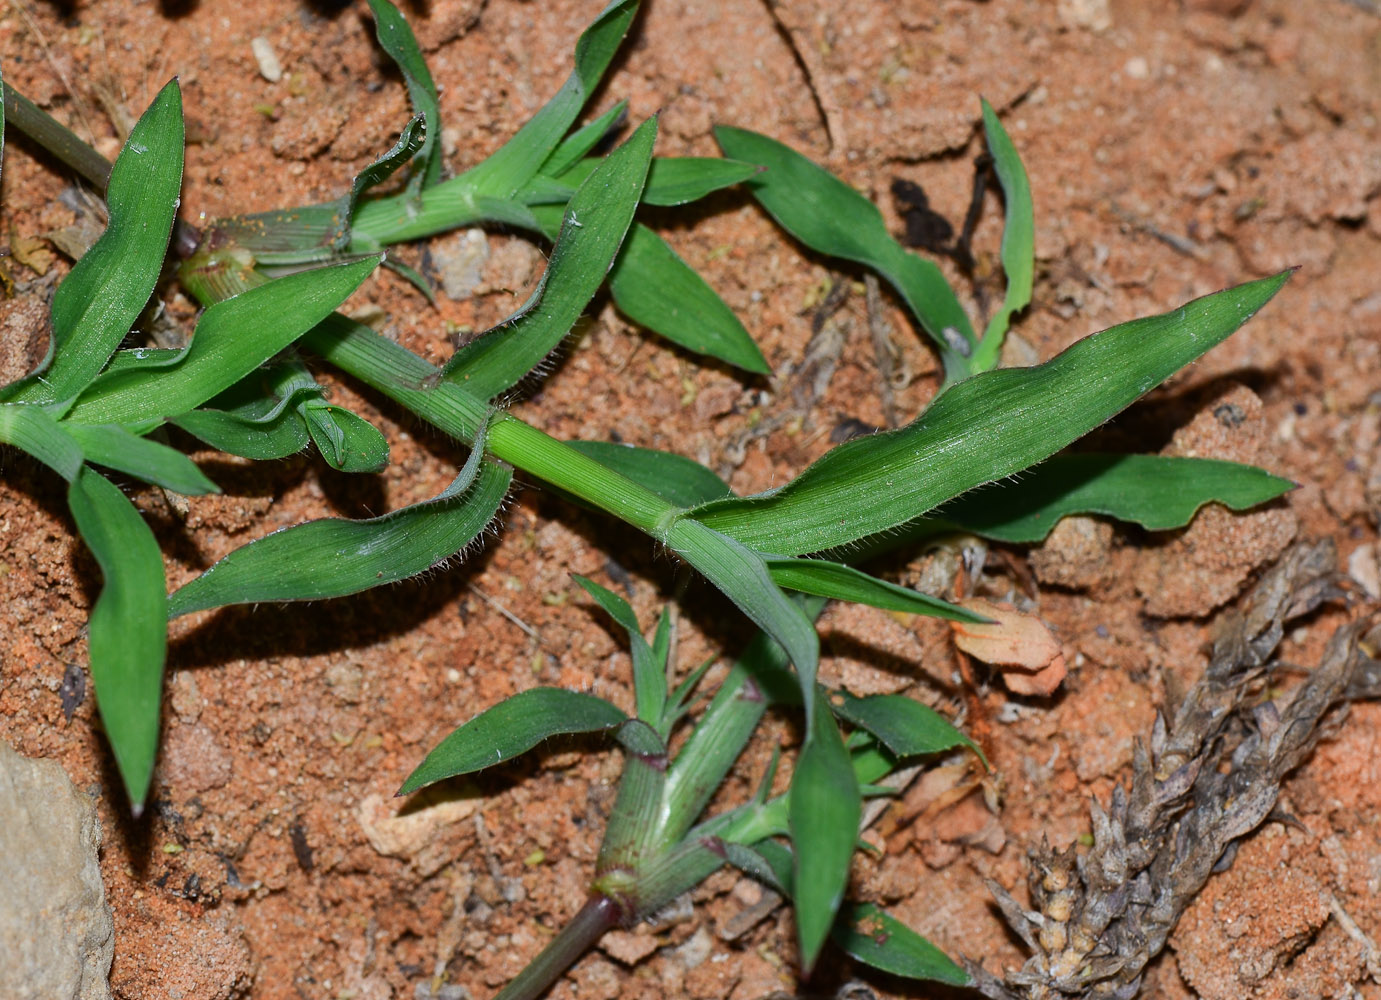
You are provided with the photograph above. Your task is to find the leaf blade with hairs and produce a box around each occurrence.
[399,688,627,794]
[833,902,970,986]
[790,695,860,973]
[168,431,511,616]
[830,690,980,761]
[62,423,220,494]
[366,0,442,189]
[456,0,639,198]
[688,272,1292,556]
[441,117,656,397]
[65,257,379,426]
[66,467,167,811]
[713,125,975,379]
[3,81,183,404]
[969,98,1035,373]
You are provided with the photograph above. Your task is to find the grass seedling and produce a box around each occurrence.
[0,0,1296,973]
[400,587,979,996]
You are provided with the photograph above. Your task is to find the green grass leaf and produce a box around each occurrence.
[539,100,628,178]
[833,902,970,986]
[62,423,220,495]
[3,80,183,405]
[574,575,667,728]
[302,402,390,473]
[441,117,656,397]
[66,467,167,812]
[724,841,794,896]
[456,0,639,198]
[333,113,428,249]
[714,125,975,381]
[598,719,671,872]
[790,695,860,974]
[565,440,732,508]
[65,257,379,426]
[168,437,511,616]
[172,405,310,460]
[609,223,771,375]
[399,687,627,795]
[0,403,84,481]
[665,517,820,716]
[366,0,442,189]
[765,557,984,621]
[970,99,1035,373]
[688,271,1292,556]
[931,453,1294,542]
[829,690,980,762]
[170,357,320,460]
[551,156,761,207]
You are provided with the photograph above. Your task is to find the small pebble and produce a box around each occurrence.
[251,37,282,83]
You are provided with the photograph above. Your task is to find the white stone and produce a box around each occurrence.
[251,37,282,84]
[0,740,113,1000]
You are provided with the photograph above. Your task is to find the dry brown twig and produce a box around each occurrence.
[968,539,1381,999]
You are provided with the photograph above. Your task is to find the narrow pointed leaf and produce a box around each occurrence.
[332,113,428,249]
[399,688,627,795]
[765,557,984,621]
[540,100,628,178]
[456,0,639,198]
[970,98,1034,373]
[66,466,167,811]
[933,453,1294,542]
[834,903,970,986]
[566,440,732,507]
[610,223,770,374]
[574,575,666,726]
[63,423,220,494]
[168,438,511,616]
[302,402,390,473]
[641,157,761,206]
[724,841,794,896]
[688,272,1292,556]
[366,0,442,188]
[714,125,974,380]
[0,403,84,480]
[3,81,183,404]
[666,517,820,716]
[65,257,380,426]
[172,406,310,460]
[170,361,318,459]
[791,694,860,973]
[442,117,655,397]
[829,690,979,761]
[525,200,768,374]
[550,156,760,207]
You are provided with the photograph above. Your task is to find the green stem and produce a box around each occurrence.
[493,894,624,1000]
[302,314,679,537]
[348,178,535,248]
[2,84,111,192]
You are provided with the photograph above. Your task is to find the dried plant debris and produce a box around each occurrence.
[968,539,1381,1000]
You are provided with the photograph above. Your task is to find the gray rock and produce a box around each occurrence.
[0,739,113,1000]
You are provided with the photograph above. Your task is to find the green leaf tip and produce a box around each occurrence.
[687,269,1293,556]
[399,688,627,795]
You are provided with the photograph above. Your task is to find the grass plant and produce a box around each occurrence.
[0,0,1295,985]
